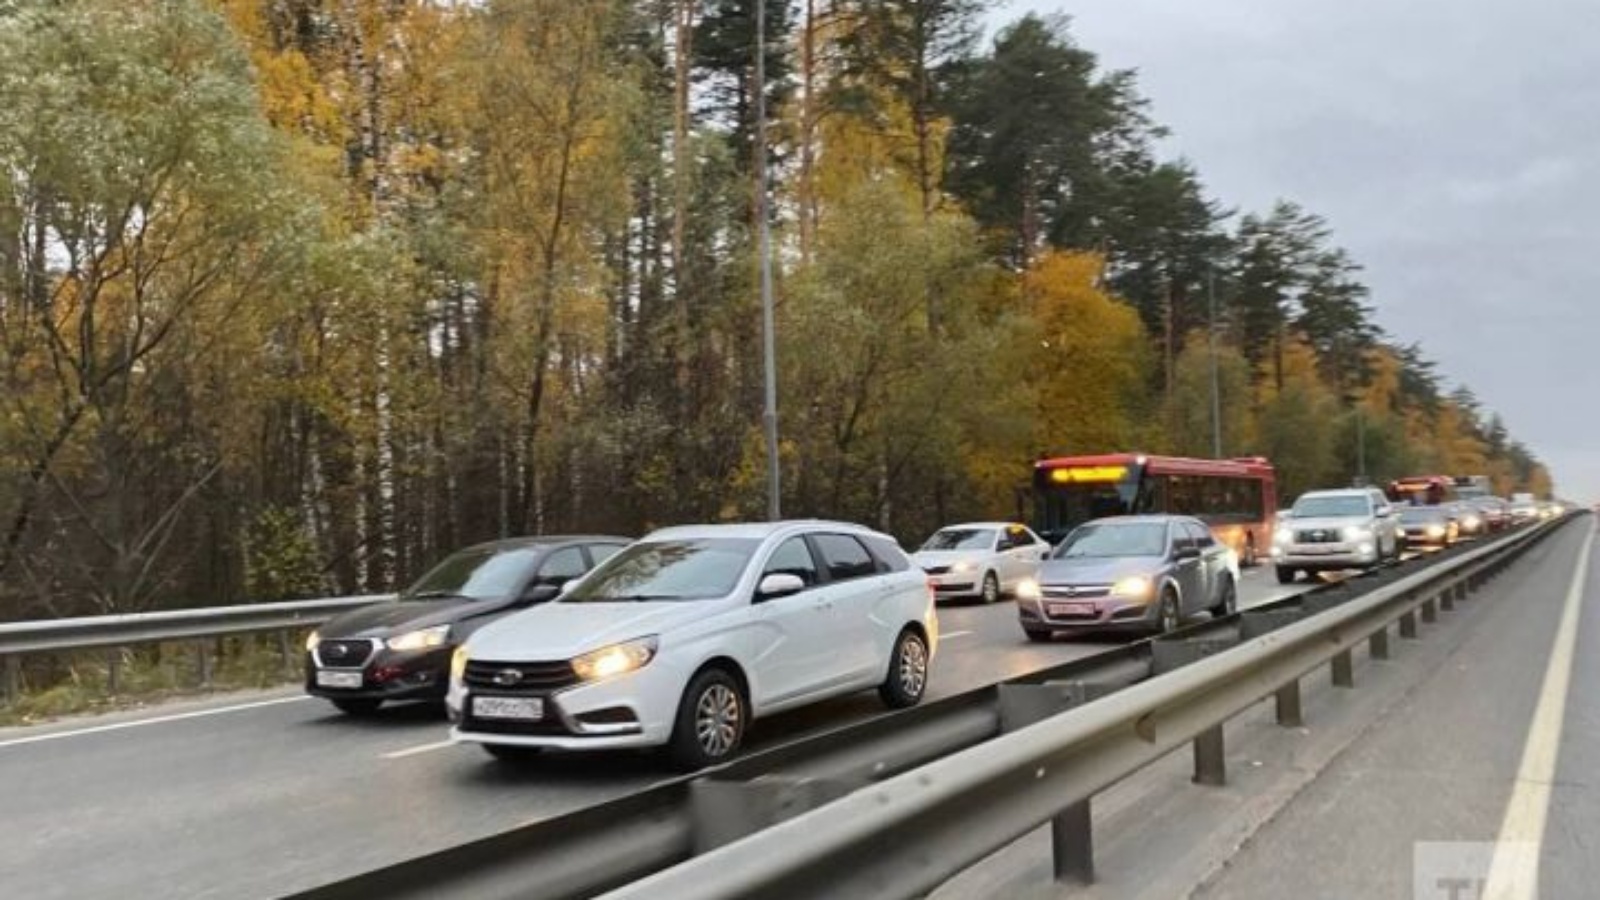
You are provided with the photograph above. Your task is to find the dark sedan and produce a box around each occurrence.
[305,535,630,715]
[1398,506,1458,548]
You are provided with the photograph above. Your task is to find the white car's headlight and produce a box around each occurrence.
[1111,576,1154,599]
[1274,528,1293,544]
[571,637,659,682]
[305,630,321,652]
[951,560,976,574]
[450,644,469,682]
[386,624,450,652]
[1426,524,1446,537]
[1464,516,1481,529]
[1341,526,1373,542]
[1016,578,1041,601]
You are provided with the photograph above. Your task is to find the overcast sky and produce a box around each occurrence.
[995,0,1600,500]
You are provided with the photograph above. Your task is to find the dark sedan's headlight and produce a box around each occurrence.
[386,624,450,652]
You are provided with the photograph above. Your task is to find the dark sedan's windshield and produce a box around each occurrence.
[563,538,758,602]
[1053,522,1168,559]
[920,528,996,551]
[1292,495,1371,518]
[1400,507,1447,524]
[403,547,541,601]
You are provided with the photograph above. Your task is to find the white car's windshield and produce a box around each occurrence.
[563,538,758,602]
[921,528,996,551]
[404,547,540,601]
[1292,496,1371,518]
[1053,522,1167,559]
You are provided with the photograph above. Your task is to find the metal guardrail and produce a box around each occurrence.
[599,516,1580,900]
[287,518,1574,900]
[0,595,392,702]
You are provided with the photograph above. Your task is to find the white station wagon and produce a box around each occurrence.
[448,521,938,768]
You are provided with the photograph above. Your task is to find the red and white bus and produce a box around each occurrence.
[1026,453,1278,566]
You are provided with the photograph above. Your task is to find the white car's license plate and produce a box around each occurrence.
[1048,602,1095,617]
[315,670,364,689]
[472,696,544,721]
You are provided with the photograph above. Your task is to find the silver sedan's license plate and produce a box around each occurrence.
[315,670,363,689]
[473,696,544,721]
[1048,602,1095,617]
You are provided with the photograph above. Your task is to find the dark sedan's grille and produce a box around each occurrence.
[317,639,377,668]
[1296,529,1342,544]
[922,566,951,576]
[464,660,579,693]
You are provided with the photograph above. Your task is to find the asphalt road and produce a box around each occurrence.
[0,567,1314,900]
[1192,518,1598,900]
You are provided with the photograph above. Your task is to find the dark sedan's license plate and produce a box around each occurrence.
[1048,602,1095,617]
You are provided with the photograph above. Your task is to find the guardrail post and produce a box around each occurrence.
[1275,680,1303,727]
[999,682,1117,885]
[1331,650,1355,688]
[1369,625,1390,660]
[196,641,213,688]
[278,630,297,681]
[1421,597,1438,623]
[1400,610,1420,640]
[1440,587,1456,612]
[3,655,19,707]
[1193,726,1226,786]
[106,651,121,696]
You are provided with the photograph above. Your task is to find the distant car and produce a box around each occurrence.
[913,522,1049,603]
[1016,515,1238,640]
[1448,501,1488,538]
[1271,488,1403,584]
[1509,498,1540,524]
[449,521,937,768]
[305,536,631,715]
[1470,497,1510,533]
[1399,506,1459,547]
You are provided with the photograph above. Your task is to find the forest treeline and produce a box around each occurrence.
[0,0,1552,619]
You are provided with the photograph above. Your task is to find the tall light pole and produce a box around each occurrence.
[1208,269,1223,459]
[756,0,781,520]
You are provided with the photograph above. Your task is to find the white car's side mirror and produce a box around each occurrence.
[756,573,806,601]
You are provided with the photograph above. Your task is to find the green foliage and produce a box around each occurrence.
[242,507,328,601]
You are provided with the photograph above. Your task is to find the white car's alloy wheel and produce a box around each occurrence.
[695,683,742,758]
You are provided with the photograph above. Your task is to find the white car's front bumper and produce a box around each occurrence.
[447,660,687,750]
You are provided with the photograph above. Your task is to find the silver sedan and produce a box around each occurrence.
[1017,515,1239,640]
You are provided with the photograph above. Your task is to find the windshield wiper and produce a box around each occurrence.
[407,590,471,601]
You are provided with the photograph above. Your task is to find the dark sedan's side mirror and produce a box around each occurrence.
[520,582,563,605]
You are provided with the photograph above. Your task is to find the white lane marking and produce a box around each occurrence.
[0,695,312,750]
[381,738,458,760]
[941,630,974,640]
[1483,518,1594,899]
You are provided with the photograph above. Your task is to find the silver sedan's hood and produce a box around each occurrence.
[1037,556,1164,585]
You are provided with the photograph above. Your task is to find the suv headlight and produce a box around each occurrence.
[1274,527,1293,544]
[571,637,659,682]
[1111,576,1153,599]
[1341,525,1373,542]
[386,624,450,652]
[305,630,321,652]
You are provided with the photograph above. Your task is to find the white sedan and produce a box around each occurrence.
[912,522,1050,603]
[448,521,937,768]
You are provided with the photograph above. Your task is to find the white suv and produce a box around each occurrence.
[447,521,937,768]
[1272,488,1403,583]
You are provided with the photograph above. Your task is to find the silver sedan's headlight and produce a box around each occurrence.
[1111,576,1154,599]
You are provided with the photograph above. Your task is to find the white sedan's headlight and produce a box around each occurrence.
[951,560,976,574]
[386,624,450,652]
[450,645,469,682]
[571,637,659,682]
[1341,525,1373,542]
[1111,576,1154,599]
